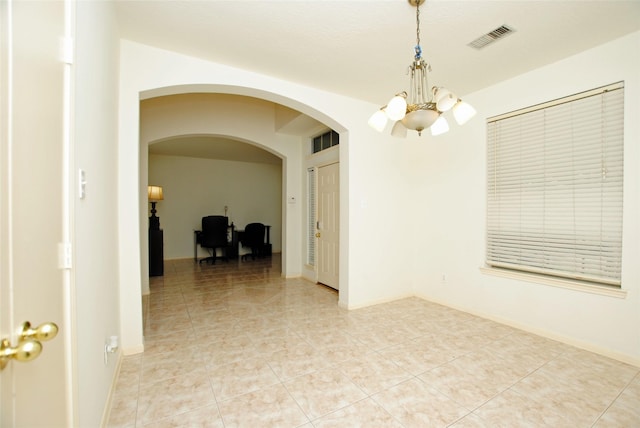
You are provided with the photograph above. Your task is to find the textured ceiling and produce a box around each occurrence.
[123,0,640,161]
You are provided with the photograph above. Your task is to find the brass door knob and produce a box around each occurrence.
[20,321,58,342]
[315,232,321,238]
[0,321,59,371]
[0,338,43,370]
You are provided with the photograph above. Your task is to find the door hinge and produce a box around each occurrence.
[61,36,74,65]
[58,242,72,269]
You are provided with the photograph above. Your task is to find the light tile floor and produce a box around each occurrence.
[107,255,640,427]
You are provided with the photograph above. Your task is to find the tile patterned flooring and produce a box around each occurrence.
[107,255,640,427]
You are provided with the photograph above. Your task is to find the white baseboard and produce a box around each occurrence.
[414,292,640,368]
[100,351,123,428]
[345,292,415,311]
[122,344,144,355]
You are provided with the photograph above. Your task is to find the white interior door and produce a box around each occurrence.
[1,1,71,426]
[317,162,339,289]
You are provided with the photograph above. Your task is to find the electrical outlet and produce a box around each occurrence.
[104,335,119,365]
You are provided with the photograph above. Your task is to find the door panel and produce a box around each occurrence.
[1,1,69,426]
[317,163,339,289]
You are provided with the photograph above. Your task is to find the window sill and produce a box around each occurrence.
[479,266,627,299]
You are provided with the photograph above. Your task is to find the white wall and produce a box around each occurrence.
[411,32,640,365]
[74,1,122,426]
[148,154,282,260]
[139,93,293,270]
[120,34,640,368]
[119,40,416,354]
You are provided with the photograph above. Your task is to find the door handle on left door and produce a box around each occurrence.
[0,338,43,370]
[315,232,321,238]
[19,321,59,342]
[0,321,59,371]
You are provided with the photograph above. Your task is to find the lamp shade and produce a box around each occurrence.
[386,95,408,121]
[368,109,388,132]
[434,88,457,112]
[148,185,164,202]
[430,116,450,136]
[452,101,477,125]
[391,121,408,138]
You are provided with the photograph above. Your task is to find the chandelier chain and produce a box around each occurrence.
[416,2,420,47]
[414,1,422,60]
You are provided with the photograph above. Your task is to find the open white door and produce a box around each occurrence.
[317,162,339,289]
[1,0,73,426]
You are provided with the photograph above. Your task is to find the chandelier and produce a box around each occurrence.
[368,0,476,137]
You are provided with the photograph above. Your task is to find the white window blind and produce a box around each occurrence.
[486,82,624,286]
[307,168,316,266]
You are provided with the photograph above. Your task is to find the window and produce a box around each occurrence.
[312,130,339,154]
[486,82,624,287]
[307,167,316,266]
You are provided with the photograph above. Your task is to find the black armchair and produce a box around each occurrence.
[241,222,266,261]
[199,215,229,264]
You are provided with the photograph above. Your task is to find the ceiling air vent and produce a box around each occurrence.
[468,25,515,49]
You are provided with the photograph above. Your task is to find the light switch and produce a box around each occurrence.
[78,169,86,199]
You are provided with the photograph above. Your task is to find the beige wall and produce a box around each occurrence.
[149,154,282,260]
[140,93,342,277]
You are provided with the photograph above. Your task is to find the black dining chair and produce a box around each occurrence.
[241,222,266,261]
